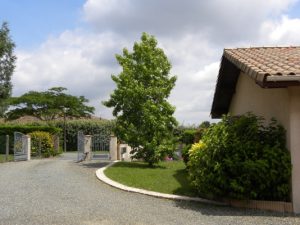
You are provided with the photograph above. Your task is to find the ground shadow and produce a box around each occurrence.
[173,200,298,218]
[172,168,198,197]
[110,161,166,169]
[78,161,110,169]
[171,168,298,218]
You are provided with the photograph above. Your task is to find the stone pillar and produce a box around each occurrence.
[5,135,9,161]
[25,135,31,161]
[84,135,92,161]
[110,135,118,161]
[289,87,300,214]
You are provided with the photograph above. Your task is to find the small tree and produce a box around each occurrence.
[0,22,16,116]
[103,32,177,166]
[6,87,95,122]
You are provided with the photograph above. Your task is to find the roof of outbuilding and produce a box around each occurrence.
[211,46,300,118]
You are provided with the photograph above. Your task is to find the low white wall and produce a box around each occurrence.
[119,144,133,161]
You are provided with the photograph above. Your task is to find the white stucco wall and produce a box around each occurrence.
[229,72,290,148]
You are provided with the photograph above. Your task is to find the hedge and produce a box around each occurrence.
[0,125,60,136]
[51,119,115,151]
[0,125,61,154]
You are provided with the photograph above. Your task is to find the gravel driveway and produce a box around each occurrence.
[0,152,299,225]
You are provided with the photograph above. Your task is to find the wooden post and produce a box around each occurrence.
[5,135,9,161]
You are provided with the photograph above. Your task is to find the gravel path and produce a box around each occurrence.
[0,152,299,225]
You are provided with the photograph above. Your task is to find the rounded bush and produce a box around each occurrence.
[188,114,292,201]
[28,131,55,158]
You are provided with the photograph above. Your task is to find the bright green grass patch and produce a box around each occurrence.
[0,154,13,163]
[104,161,197,197]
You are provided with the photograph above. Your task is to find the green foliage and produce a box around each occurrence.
[181,144,191,165]
[28,131,58,158]
[5,87,94,122]
[0,124,60,136]
[179,129,197,144]
[199,121,210,129]
[188,114,292,201]
[103,32,177,166]
[0,22,16,116]
[0,124,60,154]
[52,119,114,151]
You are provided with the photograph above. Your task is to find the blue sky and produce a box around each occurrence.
[0,0,85,48]
[1,0,300,124]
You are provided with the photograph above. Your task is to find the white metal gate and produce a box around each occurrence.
[14,132,29,161]
[77,131,85,161]
[91,134,110,160]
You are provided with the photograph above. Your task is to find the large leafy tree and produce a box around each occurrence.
[103,32,177,166]
[6,87,95,122]
[0,22,16,116]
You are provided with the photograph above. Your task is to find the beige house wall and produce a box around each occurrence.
[288,87,300,213]
[228,72,300,213]
[229,72,290,148]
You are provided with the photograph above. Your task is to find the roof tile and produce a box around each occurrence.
[224,47,300,81]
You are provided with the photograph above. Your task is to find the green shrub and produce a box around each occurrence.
[0,125,60,136]
[181,144,191,165]
[28,131,58,157]
[188,113,292,201]
[179,129,197,144]
[0,125,60,154]
[51,119,114,151]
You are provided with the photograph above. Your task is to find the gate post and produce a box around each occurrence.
[110,135,118,161]
[5,135,9,161]
[84,135,92,161]
[25,135,31,161]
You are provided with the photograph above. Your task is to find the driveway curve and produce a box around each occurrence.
[0,152,298,225]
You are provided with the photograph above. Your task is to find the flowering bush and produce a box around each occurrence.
[188,114,291,201]
[29,131,57,158]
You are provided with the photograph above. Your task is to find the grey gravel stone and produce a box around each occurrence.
[0,152,299,225]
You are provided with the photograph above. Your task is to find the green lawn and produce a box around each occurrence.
[0,154,13,162]
[104,161,197,197]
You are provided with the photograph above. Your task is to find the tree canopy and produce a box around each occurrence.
[103,32,177,165]
[6,87,95,122]
[0,22,16,116]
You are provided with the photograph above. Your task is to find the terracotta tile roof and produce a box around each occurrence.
[211,46,300,118]
[223,46,300,85]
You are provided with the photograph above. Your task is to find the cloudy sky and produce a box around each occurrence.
[1,0,300,125]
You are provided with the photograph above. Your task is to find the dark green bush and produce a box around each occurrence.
[0,125,60,136]
[188,113,291,201]
[179,129,197,144]
[181,144,191,165]
[0,125,60,154]
[51,119,114,151]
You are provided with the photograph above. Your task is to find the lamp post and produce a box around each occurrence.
[63,107,67,152]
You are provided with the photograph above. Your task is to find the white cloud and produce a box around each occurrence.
[12,0,300,124]
[260,15,300,45]
[13,30,129,119]
[83,0,296,44]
